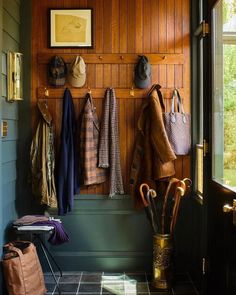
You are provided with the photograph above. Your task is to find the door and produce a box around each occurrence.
[203,0,236,294]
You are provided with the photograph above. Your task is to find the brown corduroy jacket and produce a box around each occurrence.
[130,84,176,209]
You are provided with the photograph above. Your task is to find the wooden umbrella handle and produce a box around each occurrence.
[170,181,186,236]
[139,183,150,207]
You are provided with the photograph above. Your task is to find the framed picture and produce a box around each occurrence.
[49,9,93,48]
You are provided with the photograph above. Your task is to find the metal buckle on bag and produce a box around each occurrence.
[182,114,187,123]
[170,112,176,123]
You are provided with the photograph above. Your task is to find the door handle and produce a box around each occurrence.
[223,199,236,225]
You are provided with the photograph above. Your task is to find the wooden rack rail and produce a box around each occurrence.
[37,87,186,99]
[37,53,184,65]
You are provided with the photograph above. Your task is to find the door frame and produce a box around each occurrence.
[203,0,236,293]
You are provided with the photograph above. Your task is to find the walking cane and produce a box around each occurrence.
[161,178,179,234]
[170,180,186,236]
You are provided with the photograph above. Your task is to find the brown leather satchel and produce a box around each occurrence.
[2,241,46,295]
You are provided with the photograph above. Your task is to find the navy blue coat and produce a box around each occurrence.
[57,88,79,215]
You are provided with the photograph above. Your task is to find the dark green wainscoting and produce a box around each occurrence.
[46,195,153,272]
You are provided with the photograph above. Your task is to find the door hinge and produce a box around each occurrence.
[203,139,209,157]
[202,257,206,275]
[194,20,210,38]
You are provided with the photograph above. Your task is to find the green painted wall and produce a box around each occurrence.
[0,0,3,259]
[48,196,153,271]
[0,0,21,293]
[1,0,21,250]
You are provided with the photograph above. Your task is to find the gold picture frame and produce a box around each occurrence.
[49,9,93,48]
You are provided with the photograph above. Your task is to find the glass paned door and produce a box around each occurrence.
[212,0,236,190]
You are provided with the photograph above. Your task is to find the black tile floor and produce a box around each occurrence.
[44,271,199,295]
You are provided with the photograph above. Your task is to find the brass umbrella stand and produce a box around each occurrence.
[139,178,191,290]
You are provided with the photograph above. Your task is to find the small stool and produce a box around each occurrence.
[15,226,62,294]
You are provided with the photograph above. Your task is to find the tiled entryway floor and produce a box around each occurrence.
[44,271,199,295]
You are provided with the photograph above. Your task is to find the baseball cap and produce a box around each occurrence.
[48,55,67,86]
[134,55,151,89]
[68,56,86,88]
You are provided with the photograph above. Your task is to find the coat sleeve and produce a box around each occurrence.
[149,95,176,163]
[57,92,69,215]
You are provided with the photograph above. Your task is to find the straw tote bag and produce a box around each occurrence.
[163,89,191,155]
[2,241,46,295]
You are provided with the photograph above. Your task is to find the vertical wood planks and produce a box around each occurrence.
[127,0,135,53]
[135,0,143,53]
[112,0,120,53]
[32,0,191,195]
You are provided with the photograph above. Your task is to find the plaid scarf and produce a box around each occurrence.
[98,88,124,197]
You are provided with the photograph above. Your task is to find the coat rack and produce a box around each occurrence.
[38,53,184,65]
[38,87,186,100]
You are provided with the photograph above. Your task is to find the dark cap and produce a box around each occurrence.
[48,55,67,86]
[134,55,151,89]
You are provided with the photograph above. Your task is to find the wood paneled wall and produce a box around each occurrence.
[32,0,190,196]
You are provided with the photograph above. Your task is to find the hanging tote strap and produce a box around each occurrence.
[170,89,187,123]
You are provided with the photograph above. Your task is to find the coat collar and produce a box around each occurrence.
[137,84,165,133]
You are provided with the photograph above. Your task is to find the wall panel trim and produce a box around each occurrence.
[51,251,151,258]
[38,53,184,65]
[37,86,186,100]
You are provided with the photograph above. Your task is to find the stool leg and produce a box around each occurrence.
[37,235,63,277]
[38,240,61,295]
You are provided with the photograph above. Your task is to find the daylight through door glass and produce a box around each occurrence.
[212,0,236,190]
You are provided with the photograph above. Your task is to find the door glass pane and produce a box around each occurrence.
[212,0,236,190]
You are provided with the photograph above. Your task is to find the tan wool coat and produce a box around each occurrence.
[130,84,176,209]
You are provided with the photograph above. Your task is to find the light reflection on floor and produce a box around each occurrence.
[101,274,137,295]
[44,271,199,294]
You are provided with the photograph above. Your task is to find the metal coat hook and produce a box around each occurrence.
[120,55,124,60]
[88,87,92,94]
[162,55,167,60]
[98,55,103,60]
[130,86,134,97]
[44,87,49,97]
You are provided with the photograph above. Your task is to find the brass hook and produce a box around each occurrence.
[120,55,124,60]
[44,87,49,97]
[162,55,167,60]
[88,87,92,94]
[129,86,134,97]
[98,55,103,60]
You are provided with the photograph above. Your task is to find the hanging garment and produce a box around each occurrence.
[130,84,176,209]
[57,88,79,215]
[30,101,57,208]
[98,88,124,197]
[80,93,107,185]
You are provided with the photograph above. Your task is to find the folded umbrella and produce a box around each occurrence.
[139,184,158,234]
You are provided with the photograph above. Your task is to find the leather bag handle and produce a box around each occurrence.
[170,89,187,124]
[171,89,185,114]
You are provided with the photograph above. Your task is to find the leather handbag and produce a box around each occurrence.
[163,89,191,155]
[2,241,46,295]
